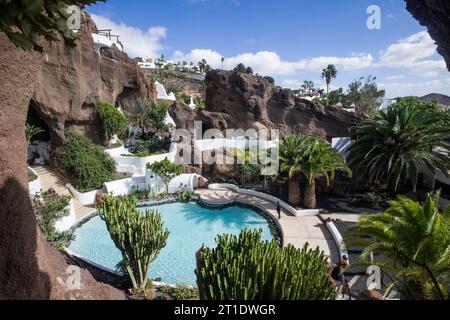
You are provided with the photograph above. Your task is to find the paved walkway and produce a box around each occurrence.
[32,166,94,219]
[196,188,340,262]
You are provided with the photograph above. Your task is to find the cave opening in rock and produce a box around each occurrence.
[26,101,51,165]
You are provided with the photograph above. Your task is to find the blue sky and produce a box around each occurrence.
[87,0,450,98]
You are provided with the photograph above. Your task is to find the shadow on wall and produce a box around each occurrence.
[0,178,52,300]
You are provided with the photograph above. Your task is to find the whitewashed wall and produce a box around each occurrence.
[66,184,101,206]
[145,171,201,194]
[28,167,42,197]
[105,144,177,176]
[92,33,123,52]
[55,200,77,232]
[194,139,279,152]
[104,177,147,197]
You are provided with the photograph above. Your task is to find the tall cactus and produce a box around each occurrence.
[98,196,170,291]
[195,229,335,300]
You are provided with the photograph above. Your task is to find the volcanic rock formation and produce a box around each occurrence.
[170,70,361,139]
[405,0,450,71]
[0,11,152,299]
[30,12,155,148]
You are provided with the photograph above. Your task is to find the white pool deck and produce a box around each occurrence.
[196,188,340,262]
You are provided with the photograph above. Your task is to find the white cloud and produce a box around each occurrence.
[386,75,405,81]
[91,14,167,58]
[172,31,445,79]
[173,49,373,76]
[377,31,445,77]
[379,78,450,98]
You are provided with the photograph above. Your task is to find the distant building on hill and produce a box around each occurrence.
[136,57,201,74]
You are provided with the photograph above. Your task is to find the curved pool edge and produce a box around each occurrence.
[64,248,191,289]
[64,199,279,288]
[198,197,284,247]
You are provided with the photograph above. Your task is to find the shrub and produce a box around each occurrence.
[151,101,171,130]
[177,191,198,203]
[32,191,74,250]
[59,134,116,192]
[97,102,129,140]
[361,192,382,207]
[133,136,171,157]
[98,195,170,291]
[147,158,184,193]
[160,285,199,300]
[195,229,335,300]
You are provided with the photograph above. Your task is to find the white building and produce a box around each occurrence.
[138,61,156,70]
[91,30,123,53]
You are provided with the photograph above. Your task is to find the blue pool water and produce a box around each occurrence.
[68,202,276,286]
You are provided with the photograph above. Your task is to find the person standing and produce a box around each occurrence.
[276,202,281,220]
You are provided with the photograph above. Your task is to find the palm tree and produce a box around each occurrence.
[198,59,208,73]
[221,57,225,70]
[321,64,337,96]
[348,97,450,192]
[25,123,44,146]
[126,98,153,136]
[346,192,450,300]
[298,137,351,209]
[301,80,315,95]
[280,136,304,206]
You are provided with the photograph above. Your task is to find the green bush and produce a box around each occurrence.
[32,191,75,250]
[147,158,184,192]
[177,191,198,203]
[98,195,170,291]
[151,101,171,130]
[59,134,116,192]
[196,229,335,300]
[133,136,171,157]
[361,192,383,207]
[159,285,198,300]
[97,102,128,140]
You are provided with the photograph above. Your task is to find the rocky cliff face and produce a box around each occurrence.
[31,12,155,147]
[0,11,152,300]
[170,70,361,139]
[405,0,450,71]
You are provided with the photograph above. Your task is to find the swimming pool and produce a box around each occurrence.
[68,202,277,286]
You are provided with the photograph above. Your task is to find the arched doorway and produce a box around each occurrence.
[26,102,51,165]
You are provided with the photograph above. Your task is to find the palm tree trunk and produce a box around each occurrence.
[288,177,301,207]
[304,180,317,209]
[423,264,445,300]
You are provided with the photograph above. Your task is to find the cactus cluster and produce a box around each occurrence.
[195,229,335,300]
[98,196,170,290]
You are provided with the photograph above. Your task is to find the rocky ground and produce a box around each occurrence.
[146,69,206,101]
